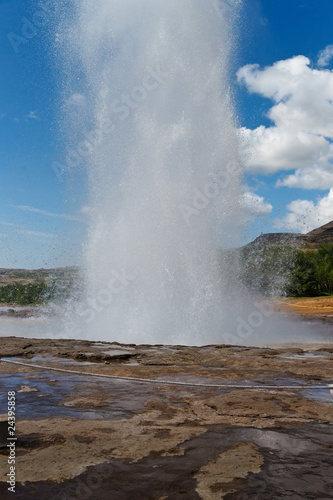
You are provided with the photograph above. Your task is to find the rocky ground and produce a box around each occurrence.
[0,325,332,499]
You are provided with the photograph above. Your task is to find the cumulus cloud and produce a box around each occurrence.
[241,192,273,218]
[318,45,333,68]
[275,189,333,233]
[239,124,330,172]
[237,55,333,187]
[276,161,333,190]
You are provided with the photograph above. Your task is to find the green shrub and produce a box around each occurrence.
[241,244,333,297]
[0,281,56,305]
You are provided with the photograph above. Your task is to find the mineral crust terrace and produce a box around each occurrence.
[0,335,332,499]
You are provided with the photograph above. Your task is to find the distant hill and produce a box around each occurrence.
[241,221,333,297]
[1,221,333,284]
[0,267,79,286]
[245,221,333,249]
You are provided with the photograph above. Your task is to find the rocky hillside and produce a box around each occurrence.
[245,220,333,249]
[307,220,333,243]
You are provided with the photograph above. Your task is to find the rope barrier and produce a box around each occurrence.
[2,358,333,391]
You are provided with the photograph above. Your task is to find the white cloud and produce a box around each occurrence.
[237,55,333,185]
[276,161,333,190]
[17,230,56,239]
[241,192,273,218]
[318,45,333,68]
[12,205,82,222]
[275,189,333,233]
[26,111,39,120]
[239,125,330,172]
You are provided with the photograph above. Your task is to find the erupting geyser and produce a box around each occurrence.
[59,0,247,344]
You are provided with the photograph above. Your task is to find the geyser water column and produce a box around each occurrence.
[60,0,244,344]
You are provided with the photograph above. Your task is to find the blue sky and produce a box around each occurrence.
[236,0,333,242]
[0,0,333,268]
[0,0,85,268]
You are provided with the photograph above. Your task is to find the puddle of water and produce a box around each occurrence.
[149,346,180,352]
[281,351,333,360]
[92,342,115,348]
[239,428,318,454]
[301,389,333,403]
[4,423,333,500]
[0,366,154,420]
[102,350,137,356]
[3,356,101,367]
[253,377,308,387]
[29,356,97,366]
[93,343,135,351]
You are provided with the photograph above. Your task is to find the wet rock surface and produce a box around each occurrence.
[0,336,332,499]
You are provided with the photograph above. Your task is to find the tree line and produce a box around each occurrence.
[287,245,333,296]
